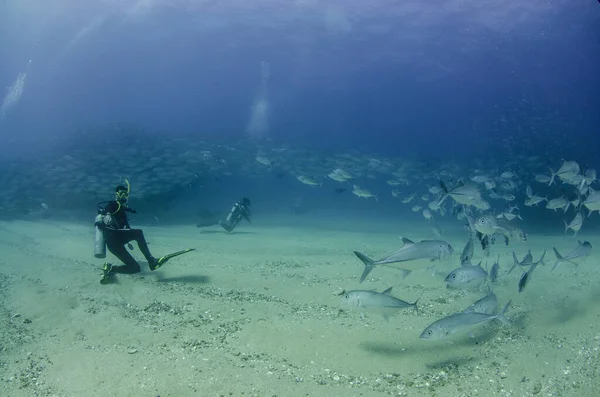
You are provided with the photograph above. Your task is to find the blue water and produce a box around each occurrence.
[2,4,600,396]
[1,1,599,161]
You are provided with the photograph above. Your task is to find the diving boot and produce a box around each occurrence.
[100,262,114,284]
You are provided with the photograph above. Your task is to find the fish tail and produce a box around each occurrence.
[551,247,563,271]
[548,167,555,186]
[354,251,376,283]
[494,300,512,325]
[411,291,425,314]
[507,251,518,274]
[564,220,569,236]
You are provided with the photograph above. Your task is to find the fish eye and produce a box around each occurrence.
[427,330,432,335]
[344,294,349,299]
[447,244,452,251]
[451,274,456,279]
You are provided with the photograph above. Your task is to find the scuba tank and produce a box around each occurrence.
[94,213,106,258]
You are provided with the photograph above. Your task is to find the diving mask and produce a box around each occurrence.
[115,179,130,203]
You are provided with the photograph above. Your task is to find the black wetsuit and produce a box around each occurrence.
[102,201,156,274]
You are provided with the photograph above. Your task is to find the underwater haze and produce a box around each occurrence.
[2,1,600,397]
[1,1,599,158]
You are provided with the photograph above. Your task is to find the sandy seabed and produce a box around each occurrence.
[0,218,599,397]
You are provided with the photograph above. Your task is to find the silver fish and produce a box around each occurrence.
[549,161,580,186]
[584,169,597,185]
[508,250,533,274]
[464,291,498,315]
[340,287,420,321]
[489,255,500,283]
[353,238,454,282]
[495,219,527,243]
[439,184,482,206]
[552,241,592,271]
[420,301,511,341]
[524,195,547,207]
[402,194,416,204]
[534,174,551,184]
[564,212,583,237]
[460,238,474,266]
[546,197,570,213]
[445,263,488,289]
[518,250,545,293]
[583,189,600,216]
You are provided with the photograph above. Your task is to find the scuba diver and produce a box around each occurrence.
[94,180,194,284]
[219,197,252,233]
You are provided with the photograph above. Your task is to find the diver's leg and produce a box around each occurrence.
[105,232,141,274]
[128,229,156,263]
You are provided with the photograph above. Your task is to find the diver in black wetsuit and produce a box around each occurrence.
[97,182,169,279]
[219,197,251,233]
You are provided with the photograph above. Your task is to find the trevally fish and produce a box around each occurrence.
[445,262,488,289]
[518,250,546,293]
[583,189,600,216]
[438,183,482,207]
[564,212,583,237]
[524,195,547,207]
[534,174,551,184]
[353,237,454,282]
[460,238,474,266]
[463,291,498,315]
[546,197,570,213]
[552,241,592,271]
[549,161,580,186]
[352,185,378,201]
[339,287,421,321]
[489,255,500,283]
[297,175,321,187]
[495,219,527,243]
[508,250,533,274]
[474,215,507,236]
[420,301,512,341]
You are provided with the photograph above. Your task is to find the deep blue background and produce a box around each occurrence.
[0,0,599,162]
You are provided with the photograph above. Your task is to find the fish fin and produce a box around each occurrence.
[538,249,547,265]
[440,180,448,193]
[400,237,415,245]
[401,269,412,279]
[507,251,518,274]
[354,251,375,283]
[383,314,390,323]
[518,271,528,293]
[412,291,424,314]
[551,247,563,271]
[548,167,555,186]
[382,287,393,295]
[494,300,512,325]
[563,220,569,236]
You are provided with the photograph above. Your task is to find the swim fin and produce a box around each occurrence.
[100,262,114,285]
[150,248,195,271]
